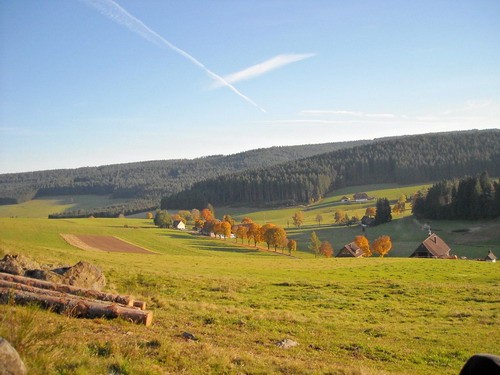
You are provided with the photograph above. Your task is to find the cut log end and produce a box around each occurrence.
[133,300,146,310]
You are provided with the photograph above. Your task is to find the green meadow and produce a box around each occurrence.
[0,216,499,374]
[0,195,133,219]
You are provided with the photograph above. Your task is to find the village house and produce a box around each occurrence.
[409,233,452,258]
[340,196,350,203]
[484,250,497,262]
[336,242,364,257]
[172,220,186,230]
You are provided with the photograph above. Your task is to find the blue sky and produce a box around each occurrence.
[1,0,499,173]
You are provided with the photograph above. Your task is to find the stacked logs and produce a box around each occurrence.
[0,272,152,326]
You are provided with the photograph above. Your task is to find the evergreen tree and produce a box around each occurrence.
[373,198,392,225]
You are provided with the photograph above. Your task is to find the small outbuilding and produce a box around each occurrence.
[409,233,451,258]
[337,242,364,257]
[340,196,350,203]
[484,250,497,263]
[172,220,186,230]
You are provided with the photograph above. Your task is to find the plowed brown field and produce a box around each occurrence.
[61,234,154,254]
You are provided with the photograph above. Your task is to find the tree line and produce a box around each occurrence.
[412,172,500,220]
[1,140,368,217]
[163,130,500,209]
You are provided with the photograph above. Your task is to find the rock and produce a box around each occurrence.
[182,332,198,341]
[276,339,299,349]
[61,261,106,291]
[0,337,27,375]
[0,255,40,276]
[25,269,64,284]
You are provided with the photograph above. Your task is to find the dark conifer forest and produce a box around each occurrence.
[0,140,368,216]
[162,130,500,209]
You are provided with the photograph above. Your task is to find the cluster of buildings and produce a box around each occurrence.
[337,233,497,261]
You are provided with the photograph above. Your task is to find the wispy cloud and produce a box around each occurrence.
[300,110,398,118]
[209,53,315,89]
[80,0,266,112]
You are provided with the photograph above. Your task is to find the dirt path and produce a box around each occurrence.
[61,234,155,254]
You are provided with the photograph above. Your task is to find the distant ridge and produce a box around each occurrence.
[0,139,371,216]
[163,130,500,209]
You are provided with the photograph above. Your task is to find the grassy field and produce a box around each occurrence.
[0,217,499,374]
[0,195,133,218]
[218,183,499,259]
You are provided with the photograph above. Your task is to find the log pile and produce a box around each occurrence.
[0,272,152,326]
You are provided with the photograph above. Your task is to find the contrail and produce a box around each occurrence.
[80,0,266,112]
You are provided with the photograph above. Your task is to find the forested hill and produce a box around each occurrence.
[162,130,500,209]
[0,139,369,211]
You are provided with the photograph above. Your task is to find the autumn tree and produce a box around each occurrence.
[223,215,235,227]
[235,225,248,244]
[261,223,277,250]
[334,210,346,224]
[270,227,287,251]
[171,214,186,224]
[316,214,323,226]
[287,239,297,255]
[212,220,223,238]
[292,211,304,228]
[206,203,215,217]
[220,221,232,239]
[201,208,213,222]
[372,235,392,257]
[247,222,262,246]
[309,231,321,257]
[319,241,334,258]
[177,210,192,222]
[146,212,153,220]
[354,235,371,257]
[191,208,201,221]
[241,217,253,224]
[365,207,376,218]
[194,219,204,231]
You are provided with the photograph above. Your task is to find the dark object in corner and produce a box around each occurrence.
[459,353,500,375]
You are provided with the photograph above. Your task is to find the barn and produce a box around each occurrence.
[409,233,451,258]
[336,242,364,257]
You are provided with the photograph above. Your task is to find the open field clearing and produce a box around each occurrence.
[0,195,133,218]
[0,217,499,374]
[61,234,156,254]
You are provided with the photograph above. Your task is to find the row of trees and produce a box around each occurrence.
[163,130,500,208]
[154,207,298,254]
[412,172,500,220]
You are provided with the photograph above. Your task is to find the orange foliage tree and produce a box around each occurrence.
[372,235,392,257]
[201,208,213,222]
[287,239,297,255]
[235,225,248,243]
[365,207,376,217]
[320,241,334,258]
[221,221,232,240]
[354,235,371,257]
[292,211,304,228]
[247,222,262,246]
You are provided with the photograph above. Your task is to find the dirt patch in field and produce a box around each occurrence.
[61,234,155,254]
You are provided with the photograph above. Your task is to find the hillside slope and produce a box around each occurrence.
[0,140,370,215]
[163,130,500,208]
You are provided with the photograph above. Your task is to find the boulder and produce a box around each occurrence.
[0,337,27,375]
[0,255,40,276]
[60,261,106,291]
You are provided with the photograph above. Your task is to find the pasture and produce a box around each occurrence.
[0,217,499,374]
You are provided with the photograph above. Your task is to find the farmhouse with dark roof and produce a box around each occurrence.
[336,242,364,257]
[409,233,451,258]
